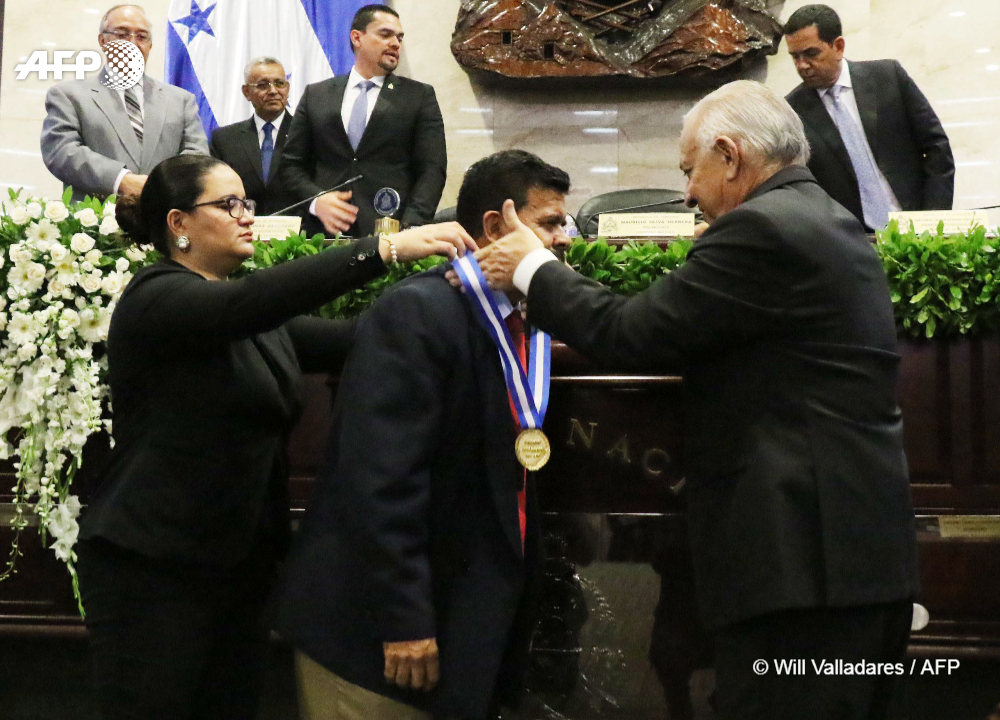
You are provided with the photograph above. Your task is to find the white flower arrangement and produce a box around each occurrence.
[0,189,154,612]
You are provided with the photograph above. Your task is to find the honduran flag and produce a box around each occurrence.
[165,0,373,137]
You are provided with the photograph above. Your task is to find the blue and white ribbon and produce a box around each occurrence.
[453,255,551,431]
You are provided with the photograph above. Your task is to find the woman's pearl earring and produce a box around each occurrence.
[175,235,191,252]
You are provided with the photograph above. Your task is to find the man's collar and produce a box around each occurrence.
[254,110,285,132]
[348,66,387,89]
[818,58,851,99]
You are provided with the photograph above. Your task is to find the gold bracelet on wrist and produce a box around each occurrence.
[379,233,398,264]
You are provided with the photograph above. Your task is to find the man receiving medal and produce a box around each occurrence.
[274,150,572,720]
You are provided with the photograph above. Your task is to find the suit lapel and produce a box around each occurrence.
[91,77,142,167]
[328,76,352,151]
[797,86,856,179]
[357,75,396,155]
[240,116,265,185]
[139,76,166,171]
[848,61,882,163]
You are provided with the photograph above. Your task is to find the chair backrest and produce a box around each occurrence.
[433,206,457,224]
[576,189,694,237]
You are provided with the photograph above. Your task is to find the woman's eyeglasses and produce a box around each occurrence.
[190,196,256,219]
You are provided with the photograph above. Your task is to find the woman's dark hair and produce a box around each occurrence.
[116,154,226,255]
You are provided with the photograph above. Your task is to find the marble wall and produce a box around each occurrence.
[0,0,997,218]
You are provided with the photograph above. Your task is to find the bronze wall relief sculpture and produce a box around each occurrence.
[451,0,784,79]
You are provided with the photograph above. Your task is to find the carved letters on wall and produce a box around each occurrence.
[451,0,784,79]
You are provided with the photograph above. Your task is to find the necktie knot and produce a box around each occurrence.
[828,84,844,102]
[263,121,274,138]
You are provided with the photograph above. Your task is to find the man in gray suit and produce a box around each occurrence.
[41,4,208,202]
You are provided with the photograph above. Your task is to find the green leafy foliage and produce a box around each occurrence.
[565,238,693,294]
[877,220,1000,339]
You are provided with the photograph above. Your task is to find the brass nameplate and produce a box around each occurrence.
[253,216,302,242]
[598,212,695,238]
[938,515,1000,539]
[887,210,991,235]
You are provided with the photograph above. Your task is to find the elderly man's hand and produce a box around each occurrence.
[474,199,544,292]
[384,637,440,692]
[314,190,359,235]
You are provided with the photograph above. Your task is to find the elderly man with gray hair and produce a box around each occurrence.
[474,80,918,720]
[41,4,208,202]
[210,56,297,216]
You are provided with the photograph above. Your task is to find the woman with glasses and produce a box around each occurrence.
[74,154,476,720]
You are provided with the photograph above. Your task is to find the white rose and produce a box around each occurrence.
[43,201,69,222]
[10,243,33,265]
[18,343,37,361]
[61,308,80,327]
[81,273,101,294]
[80,261,95,273]
[70,233,95,254]
[102,202,116,219]
[73,208,99,227]
[125,246,147,263]
[49,244,69,263]
[8,205,30,225]
[99,215,120,236]
[26,262,46,283]
[101,272,123,295]
[85,249,103,264]
[48,278,68,296]
[115,257,131,273]
[25,202,42,219]
[0,297,6,311]
[75,296,86,309]
[0,313,6,332]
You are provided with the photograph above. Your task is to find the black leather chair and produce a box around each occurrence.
[576,189,695,237]
[433,206,457,223]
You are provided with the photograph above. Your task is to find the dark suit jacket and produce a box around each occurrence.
[525,165,919,630]
[209,112,298,216]
[787,59,954,228]
[79,238,385,564]
[279,74,447,237]
[275,267,540,719]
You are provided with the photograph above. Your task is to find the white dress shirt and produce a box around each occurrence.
[253,111,286,148]
[817,59,900,211]
[310,68,386,218]
[340,67,385,136]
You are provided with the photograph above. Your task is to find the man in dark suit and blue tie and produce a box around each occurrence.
[280,4,447,238]
[783,4,954,231]
[209,57,297,217]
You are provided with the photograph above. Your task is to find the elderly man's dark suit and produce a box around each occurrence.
[787,59,954,228]
[275,267,540,719]
[523,166,919,718]
[279,73,447,237]
[209,113,297,216]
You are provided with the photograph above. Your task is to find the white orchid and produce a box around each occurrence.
[73,208,99,227]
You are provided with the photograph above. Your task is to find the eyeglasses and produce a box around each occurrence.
[190,196,256,219]
[249,79,289,91]
[101,28,152,44]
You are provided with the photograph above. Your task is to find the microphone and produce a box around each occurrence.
[265,174,364,217]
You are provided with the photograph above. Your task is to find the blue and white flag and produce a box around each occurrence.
[165,0,373,137]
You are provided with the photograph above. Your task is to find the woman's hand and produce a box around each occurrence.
[381,222,478,264]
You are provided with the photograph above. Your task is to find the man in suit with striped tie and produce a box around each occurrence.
[41,4,208,203]
[210,57,298,217]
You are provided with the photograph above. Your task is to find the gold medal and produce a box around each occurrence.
[515,428,551,471]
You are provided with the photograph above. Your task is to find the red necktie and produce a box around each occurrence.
[504,312,528,551]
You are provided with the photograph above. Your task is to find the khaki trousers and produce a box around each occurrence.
[295,650,434,720]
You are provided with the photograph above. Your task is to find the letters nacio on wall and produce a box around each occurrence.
[451,0,784,79]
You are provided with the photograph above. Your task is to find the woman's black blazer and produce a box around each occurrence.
[79,237,385,564]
